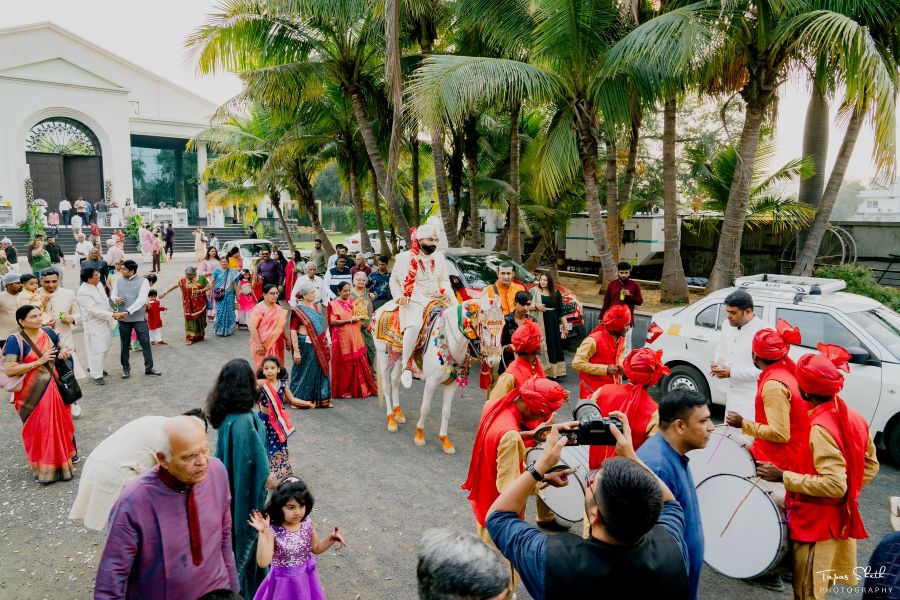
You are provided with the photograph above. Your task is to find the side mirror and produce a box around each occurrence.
[846,346,880,367]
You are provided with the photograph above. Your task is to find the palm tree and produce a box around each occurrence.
[410,0,627,280]
[610,0,898,290]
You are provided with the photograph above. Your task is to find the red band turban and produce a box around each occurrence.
[603,305,631,332]
[623,348,670,387]
[796,343,851,397]
[519,376,568,420]
[512,319,542,354]
[752,319,801,361]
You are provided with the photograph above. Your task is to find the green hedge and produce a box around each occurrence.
[814,265,900,312]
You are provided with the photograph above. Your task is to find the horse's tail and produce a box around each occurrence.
[374,305,385,408]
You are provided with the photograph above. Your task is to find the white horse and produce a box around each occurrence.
[373,297,504,453]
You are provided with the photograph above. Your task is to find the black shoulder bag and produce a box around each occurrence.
[21,330,82,405]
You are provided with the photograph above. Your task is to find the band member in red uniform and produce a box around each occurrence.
[572,304,629,399]
[757,344,879,600]
[726,319,809,471]
[462,377,568,594]
[488,319,544,402]
[589,347,668,468]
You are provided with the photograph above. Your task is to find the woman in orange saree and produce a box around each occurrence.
[327,281,376,399]
[249,284,287,369]
[4,305,76,483]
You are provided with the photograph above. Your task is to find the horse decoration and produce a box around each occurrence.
[373,296,504,453]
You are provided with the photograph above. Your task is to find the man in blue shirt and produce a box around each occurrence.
[368,255,392,310]
[486,412,690,600]
[637,389,714,600]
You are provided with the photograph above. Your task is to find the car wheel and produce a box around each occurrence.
[886,419,900,465]
[662,365,711,401]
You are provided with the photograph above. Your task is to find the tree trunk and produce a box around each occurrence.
[410,134,421,226]
[449,127,464,235]
[464,114,481,248]
[269,193,297,256]
[524,236,548,271]
[457,204,470,243]
[508,102,522,260]
[605,136,620,264]
[368,164,390,257]
[793,106,863,276]
[798,83,829,208]
[348,153,374,255]
[574,103,616,282]
[706,98,768,291]
[659,97,689,303]
[347,88,411,245]
[620,110,641,210]
[293,162,334,255]
[493,209,509,252]
[384,0,407,244]
[546,234,561,282]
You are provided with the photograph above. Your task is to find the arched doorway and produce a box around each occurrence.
[25,117,103,211]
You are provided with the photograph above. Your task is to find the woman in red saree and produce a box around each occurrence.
[327,281,376,398]
[160,266,210,344]
[4,305,76,483]
[249,284,288,370]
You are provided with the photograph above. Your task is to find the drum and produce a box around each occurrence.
[687,424,755,485]
[696,474,789,579]
[525,447,586,525]
[561,445,590,488]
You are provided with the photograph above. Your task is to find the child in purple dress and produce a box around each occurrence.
[249,477,347,600]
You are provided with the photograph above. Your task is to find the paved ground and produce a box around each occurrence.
[0,255,896,599]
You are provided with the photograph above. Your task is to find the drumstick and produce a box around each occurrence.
[706,425,729,464]
[719,476,760,537]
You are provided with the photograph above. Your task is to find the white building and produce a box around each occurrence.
[0,22,216,225]
[854,184,900,221]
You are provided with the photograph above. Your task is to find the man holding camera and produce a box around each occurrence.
[638,389,715,600]
[463,377,569,595]
[486,411,690,600]
[573,304,630,399]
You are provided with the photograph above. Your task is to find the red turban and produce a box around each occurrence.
[512,319,542,354]
[623,348,670,387]
[752,319,801,361]
[796,343,851,397]
[518,376,568,420]
[603,305,631,332]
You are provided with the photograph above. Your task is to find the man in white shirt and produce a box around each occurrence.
[75,234,93,265]
[38,269,85,377]
[77,266,127,385]
[711,290,766,420]
[105,238,125,269]
[326,244,348,271]
[59,198,72,228]
[289,261,324,309]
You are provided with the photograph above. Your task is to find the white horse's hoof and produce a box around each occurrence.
[439,435,456,454]
[400,370,413,388]
[387,414,398,433]
[414,427,426,446]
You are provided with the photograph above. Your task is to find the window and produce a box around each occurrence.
[695,304,720,329]
[451,254,537,289]
[776,308,862,350]
[848,309,900,360]
[866,200,879,209]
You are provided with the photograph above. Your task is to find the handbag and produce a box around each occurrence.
[0,334,25,392]
[21,330,83,405]
[214,271,231,302]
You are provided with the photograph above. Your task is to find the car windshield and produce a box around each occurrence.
[452,254,537,289]
[848,308,900,361]
[238,243,273,257]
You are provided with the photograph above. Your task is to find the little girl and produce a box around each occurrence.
[237,269,256,330]
[248,477,346,600]
[256,356,314,480]
[146,289,167,345]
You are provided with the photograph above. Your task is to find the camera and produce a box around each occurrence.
[562,400,622,446]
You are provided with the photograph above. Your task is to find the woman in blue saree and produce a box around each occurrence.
[288,282,332,408]
[212,257,239,337]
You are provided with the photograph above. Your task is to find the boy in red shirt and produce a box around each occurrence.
[146,289,167,345]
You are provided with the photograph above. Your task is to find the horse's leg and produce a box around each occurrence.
[415,375,439,447]
[437,383,457,454]
[391,362,406,423]
[377,346,398,433]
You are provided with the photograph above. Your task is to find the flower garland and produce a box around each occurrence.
[402,227,419,298]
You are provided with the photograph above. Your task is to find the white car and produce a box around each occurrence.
[646,274,900,462]
[344,230,407,254]
[220,239,275,261]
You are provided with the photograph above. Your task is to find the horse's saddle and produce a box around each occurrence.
[375,298,449,355]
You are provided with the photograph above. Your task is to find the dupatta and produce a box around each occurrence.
[253,302,287,350]
[179,277,208,321]
[292,306,330,375]
[259,381,295,443]
[328,298,365,357]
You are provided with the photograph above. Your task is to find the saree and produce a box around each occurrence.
[5,328,76,483]
[350,289,376,370]
[213,268,238,337]
[289,306,331,406]
[327,299,377,399]
[179,276,209,342]
[250,302,287,369]
[257,380,295,480]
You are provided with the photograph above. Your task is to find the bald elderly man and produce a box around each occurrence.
[94,416,238,599]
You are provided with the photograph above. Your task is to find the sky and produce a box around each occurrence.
[4,0,897,187]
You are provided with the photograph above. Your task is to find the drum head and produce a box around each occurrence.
[687,425,756,485]
[525,447,585,524]
[696,474,786,579]
[561,445,590,488]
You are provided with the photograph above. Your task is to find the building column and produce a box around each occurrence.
[173,146,185,210]
[197,142,208,220]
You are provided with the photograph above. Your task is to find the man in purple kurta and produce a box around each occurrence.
[94,416,239,599]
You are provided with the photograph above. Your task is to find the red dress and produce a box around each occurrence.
[146,300,166,330]
[327,299,376,398]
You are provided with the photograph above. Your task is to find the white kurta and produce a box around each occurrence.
[76,283,115,379]
[713,315,767,420]
[68,415,168,530]
[39,287,85,379]
[389,249,455,330]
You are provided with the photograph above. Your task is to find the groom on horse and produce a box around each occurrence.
[389,217,457,388]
